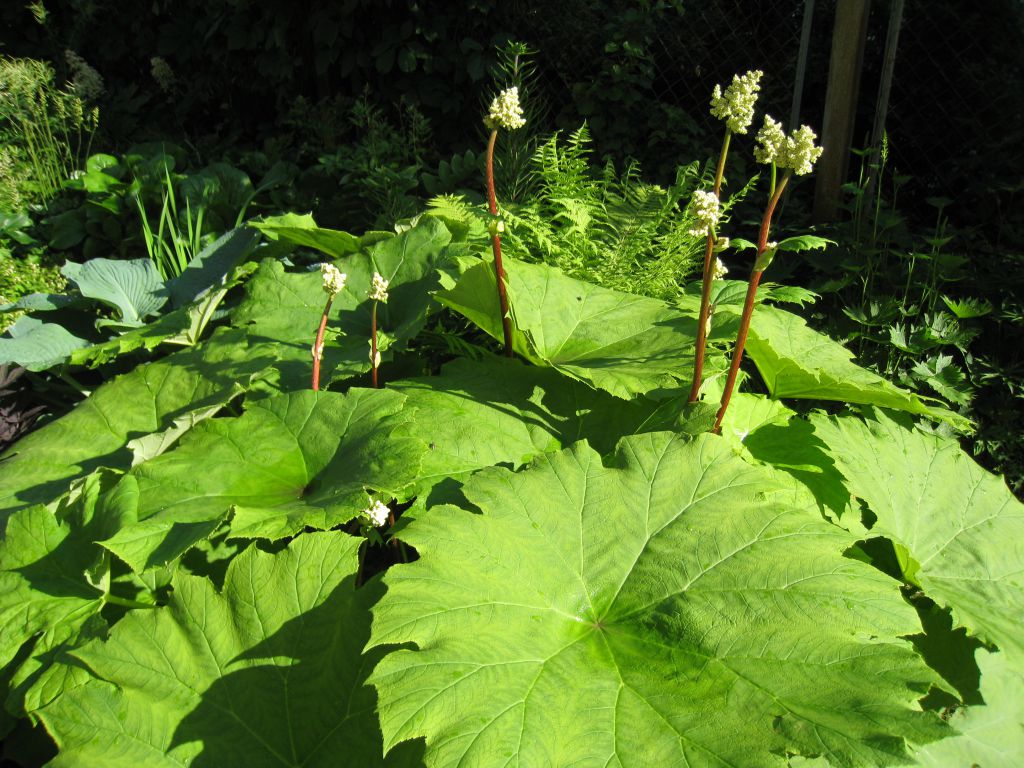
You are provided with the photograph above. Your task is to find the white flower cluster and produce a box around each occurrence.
[64,50,103,102]
[362,499,390,528]
[709,70,763,134]
[687,189,721,237]
[484,87,526,131]
[320,262,347,296]
[754,116,823,175]
[369,271,389,303]
[150,57,175,93]
[712,257,728,280]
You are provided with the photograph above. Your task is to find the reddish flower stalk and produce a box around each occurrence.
[485,128,514,357]
[688,130,732,402]
[311,296,333,392]
[713,172,791,434]
[370,301,380,388]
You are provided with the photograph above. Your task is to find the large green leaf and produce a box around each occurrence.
[0,329,269,521]
[0,473,126,671]
[166,227,259,308]
[101,389,425,571]
[436,258,700,398]
[813,409,1024,665]
[37,531,424,767]
[233,217,453,386]
[250,212,362,258]
[743,306,967,428]
[61,258,168,328]
[391,357,677,490]
[370,433,944,767]
[914,650,1024,767]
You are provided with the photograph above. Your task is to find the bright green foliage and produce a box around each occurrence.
[915,650,1024,767]
[0,329,269,520]
[744,306,967,428]
[233,217,453,386]
[370,433,944,767]
[37,531,423,767]
[813,409,1024,665]
[437,258,701,398]
[250,211,362,257]
[102,389,425,571]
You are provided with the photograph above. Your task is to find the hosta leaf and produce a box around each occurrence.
[165,226,259,308]
[391,357,677,490]
[0,329,269,521]
[61,258,168,326]
[436,259,700,398]
[370,433,944,767]
[743,306,968,429]
[101,389,425,571]
[914,650,1024,767]
[0,316,89,371]
[37,531,424,767]
[233,217,453,386]
[813,409,1024,665]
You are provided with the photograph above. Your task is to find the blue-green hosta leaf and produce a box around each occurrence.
[250,211,362,257]
[370,433,945,767]
[743,305,968,429]
[0,329,269,521]
[165,226,259,308]
[0,316,89,371]
[37,531,424,767]
[914,650,1024,767]
[436,258,700,398]
[813,409,1024,666]
[0,292,85,313]
[233,217,453,387]
[61,258,168,327]
[0,472,129,672]
[391,357,677,490]
[101,389,425,571]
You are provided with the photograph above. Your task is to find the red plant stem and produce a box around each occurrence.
[311,296,334,391]
[486,128,514,357]
[713,172,791,434]
[370,300,380,389]
[688,129,732,402]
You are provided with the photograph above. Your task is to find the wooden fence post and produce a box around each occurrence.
[813,0,872,223]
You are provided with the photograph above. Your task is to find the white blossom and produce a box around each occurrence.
[687,189,721,237]
[320,263,346,296]
[484,87,526,131]
[779,124,823,175]
[709,70,763,134]
[363,500,390,528]
[369,271,389,303]
[754,115,786,165]
[712,257,728,280]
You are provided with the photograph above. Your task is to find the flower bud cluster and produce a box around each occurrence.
[484,87,526,131]
[754,116,823,175]
[369,272,390,303]
[320,263,347,296]
[64,50,104,101]
[150,57,175,93]
[710,70,763,134]
[362,500,390,528]
[687,190,721,238]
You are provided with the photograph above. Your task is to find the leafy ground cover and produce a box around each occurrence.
[1,210,1021,766]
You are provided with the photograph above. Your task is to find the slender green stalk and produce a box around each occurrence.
[485,128,514,357]
[713,171,791,434]
[687,129,732,402]
[371,300,380,388]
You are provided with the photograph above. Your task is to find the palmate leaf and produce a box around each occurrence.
[436,258,700,398]
[391,357,677,490]
[0,329,270,522]
[233,217,453,387]
[37,531,424,767]
[369,432,945,767]
[100,389,425,572]
[742,306,968,429]
[813,409,1024,666]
